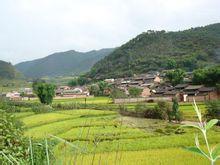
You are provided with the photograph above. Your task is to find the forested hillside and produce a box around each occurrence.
[87,23,220,79]
[0,60,17,79]
[15,48,114,78]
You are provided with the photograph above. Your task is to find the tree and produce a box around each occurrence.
[77,76,89,86]
[88,84,100,96]
[32,79,46,93]
[166,59,177,69]
[68,78,78,87]
[128,87,143,97]
[172,97,182,122]
[110,88,127,99]
[34,83,55,105]
[192,69,206,85]
[192,66,220,86]
[166,69,186,86]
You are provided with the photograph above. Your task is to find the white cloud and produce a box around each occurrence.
[0,0,219,64]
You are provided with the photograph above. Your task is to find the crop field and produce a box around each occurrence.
[14,100,220,165]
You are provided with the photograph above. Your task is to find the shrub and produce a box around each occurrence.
[31,104,54,114]
[205,100,220,125]
[0,99,21,113]
[128,87,143,98]
[154,101,172,120]
[135,103,147,113]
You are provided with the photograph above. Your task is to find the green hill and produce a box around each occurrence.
[15,48,114,78]
[0,60,17,79]
[87,23,220,79]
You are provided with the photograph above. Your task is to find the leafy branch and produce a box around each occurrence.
[182,99,220,165]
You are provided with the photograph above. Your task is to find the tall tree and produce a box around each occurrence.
[34,83,55,105]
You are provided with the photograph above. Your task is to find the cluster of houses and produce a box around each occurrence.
[105,72,220,103]
[1,71,219,103]
[1,86,90,101]
[1,88,34,101]
[55,86,90,98]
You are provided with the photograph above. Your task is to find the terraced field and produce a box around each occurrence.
[14,104,220,165]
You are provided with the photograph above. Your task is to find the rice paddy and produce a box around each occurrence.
[13,97,220,164]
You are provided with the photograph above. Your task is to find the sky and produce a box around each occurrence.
[0,0,219,64]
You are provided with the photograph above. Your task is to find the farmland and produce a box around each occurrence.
[11,97,220,164]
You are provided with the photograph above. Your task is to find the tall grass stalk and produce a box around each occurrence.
[29,137,34,165]
[182,99,220,165]
[73,121,87,165]
[0,151,14,164]
[45,138,50,165]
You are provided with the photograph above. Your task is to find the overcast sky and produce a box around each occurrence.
[0,0,219,64]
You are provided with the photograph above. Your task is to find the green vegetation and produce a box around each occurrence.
[165,69,186,86]
[205,100,220,125]
[2,97,219,164]
[0,60,18,79]
[172,97,182,122]
[110,88,127,99]
[128,87,143,97]
[87,23,220,79]
[183,100,220,164]
[192,65,220,86]
[33,82,56,105]
[15,48,114,78]
[0,110,27,163]
[88,81,111,96]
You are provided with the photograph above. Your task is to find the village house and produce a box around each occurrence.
[183,85,220,102]
[55,86,90,98]
[6,91,21,101]
[20,88,33,95]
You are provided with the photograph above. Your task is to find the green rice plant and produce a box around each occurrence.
[182,100,220,165]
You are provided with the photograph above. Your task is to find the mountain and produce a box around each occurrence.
[0,60,18,79]
[87,23,220,79]
[15,48,114,78]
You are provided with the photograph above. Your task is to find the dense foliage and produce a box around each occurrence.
[33,82,56,105]
[119,101,179,121]
[15,48,114,78]
[68,76,90,86]
[88,81,111,96]
[0,110,28,163]
[192,65,220,86]
[87,23,220,79]
[165,69,186,86]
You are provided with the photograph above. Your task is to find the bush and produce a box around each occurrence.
[128,87,143,98]
[0,99,21,113]
[205,100,220,125]
[31,104,54,114]
[154,101,172,120]
[134,103,147,113]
